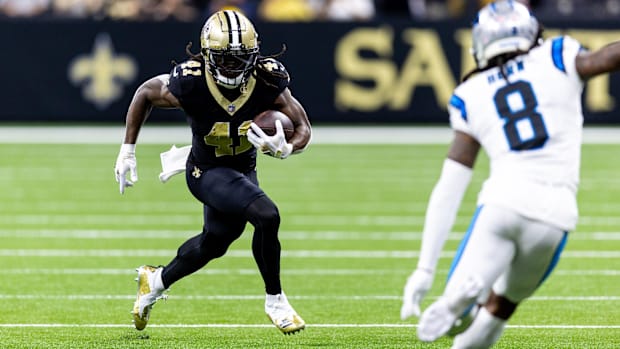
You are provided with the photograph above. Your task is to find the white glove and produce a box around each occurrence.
[401,268,434,320]
[247,119,293,159]
[114,144,138,194]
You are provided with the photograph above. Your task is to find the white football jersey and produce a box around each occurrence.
[449,36,585,231]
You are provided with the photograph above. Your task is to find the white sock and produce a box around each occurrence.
[152,267,165,292]
[266,292,286,304]
[451,307,506,349]
[266,294,278,304]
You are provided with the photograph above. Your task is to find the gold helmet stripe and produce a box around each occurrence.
[223,10,241,48]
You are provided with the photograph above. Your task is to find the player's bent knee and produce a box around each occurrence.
[246,196,281,231]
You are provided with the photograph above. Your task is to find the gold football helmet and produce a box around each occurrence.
[201,10,259,89]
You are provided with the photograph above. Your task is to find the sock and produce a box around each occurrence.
[266,291,286,304]
[152,267,165,291]
[451,307,506,349]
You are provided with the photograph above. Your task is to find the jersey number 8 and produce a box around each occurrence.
[494,81,549,151]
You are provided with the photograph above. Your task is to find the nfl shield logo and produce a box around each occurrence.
[228,104,236,113]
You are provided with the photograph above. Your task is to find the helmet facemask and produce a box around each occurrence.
[201,10,259,89]
[205,47,258,89]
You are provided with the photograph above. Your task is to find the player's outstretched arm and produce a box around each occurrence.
[418,131,480,273]
[115,74,181,194]
[402,131,480,320]
[576,41,620,80]
[273,88,312,154]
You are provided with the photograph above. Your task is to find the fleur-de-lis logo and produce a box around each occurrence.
[192,166,202,179]
[68,33,137,110]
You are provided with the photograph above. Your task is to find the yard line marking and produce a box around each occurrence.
[3,214,620,226]
[4,268,620,276]
[2,230,620,241]
[507,325,620,329]
[0,201,434,213]
[0,126,618,144]
[0,294,617,301]
[1,249,620,258]
[0,323,618,329]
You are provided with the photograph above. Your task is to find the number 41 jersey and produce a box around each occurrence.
[167,57,290,173]
[448,36,585,231]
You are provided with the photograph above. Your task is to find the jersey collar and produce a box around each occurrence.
[205,73,256,116]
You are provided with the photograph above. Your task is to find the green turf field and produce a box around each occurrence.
[0,141,618,348]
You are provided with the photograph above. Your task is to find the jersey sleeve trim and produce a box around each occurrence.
[449,94,467,121]
[551,37,566,73]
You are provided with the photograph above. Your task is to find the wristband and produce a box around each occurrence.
[120,143,136,154]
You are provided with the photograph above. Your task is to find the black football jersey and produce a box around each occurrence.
[167,57,290,172]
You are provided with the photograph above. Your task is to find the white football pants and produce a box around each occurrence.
[444,204,567,306]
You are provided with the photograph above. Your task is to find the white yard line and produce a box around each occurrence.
[3,214,620,226]
[3,268,619,276]
[0,294,617,301]
[0,229,619,240]
[0,323,617,329]
[0,125,619,144]
[1,249,620,258]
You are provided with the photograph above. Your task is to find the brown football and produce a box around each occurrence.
[253,110,294,141]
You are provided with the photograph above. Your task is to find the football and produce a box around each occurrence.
[253,110,294,141]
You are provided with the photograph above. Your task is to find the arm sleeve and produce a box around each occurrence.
[417,158,473,272]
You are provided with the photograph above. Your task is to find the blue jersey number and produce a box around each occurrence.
[493,81,548,150]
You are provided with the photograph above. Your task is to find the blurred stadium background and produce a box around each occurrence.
[1,1,619,348]
[3,0,620,124]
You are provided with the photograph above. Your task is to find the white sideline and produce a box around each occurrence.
[0,125,620,144]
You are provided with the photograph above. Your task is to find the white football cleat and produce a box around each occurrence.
[132,265,167,330]
[417,297,458,342]
[265,292,305,335]
[420,274,484,340]
[447,305,478,337]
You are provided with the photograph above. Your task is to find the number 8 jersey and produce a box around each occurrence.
[448,36,585,231]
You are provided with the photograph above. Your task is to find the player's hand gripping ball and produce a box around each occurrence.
[247,110,295,159]
[252,110,294,140]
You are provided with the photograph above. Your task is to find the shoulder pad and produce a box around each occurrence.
[168,59,204,98]
[255,57,290,88]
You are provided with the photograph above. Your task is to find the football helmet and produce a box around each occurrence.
[200,10,259,89]
[472,1,539,69]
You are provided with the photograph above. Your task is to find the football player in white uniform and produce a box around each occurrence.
[400,1,620,348]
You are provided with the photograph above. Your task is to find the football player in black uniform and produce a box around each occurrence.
[114,10,311,334]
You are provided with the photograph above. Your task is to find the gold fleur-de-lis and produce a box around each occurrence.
[68,33,137,109]
[192,166,202,179]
